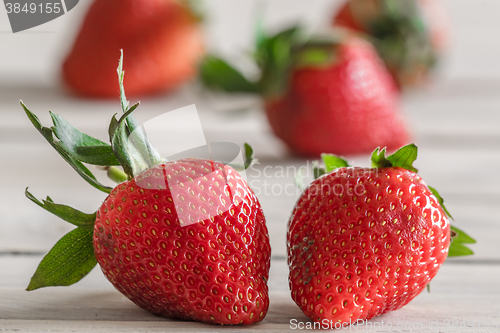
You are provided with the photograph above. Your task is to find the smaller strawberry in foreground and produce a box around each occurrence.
[288,144,474,324]
[24,52,271,325]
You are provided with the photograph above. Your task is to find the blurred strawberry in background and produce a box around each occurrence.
[262,32,409,156]
[201,28,409,156]
[63,0,204,97]
[332,0,449,88]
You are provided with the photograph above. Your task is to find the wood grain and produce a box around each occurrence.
[1,257,499,332]
[1,0,500,331]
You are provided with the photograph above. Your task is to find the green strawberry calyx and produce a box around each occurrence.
[308,144,475,258]
[23,51,255,291]
[370,143,418,172]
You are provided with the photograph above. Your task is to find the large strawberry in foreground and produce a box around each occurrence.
[63,0,204,97]
[332,0,449,88]
[200,27,409,156]
[23,54,270,325]
[288,145,474,324]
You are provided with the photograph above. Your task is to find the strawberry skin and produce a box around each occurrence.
[287,166,450,323]
[264,38,409,156]
[63,0,204,97]
[93,159,271,324]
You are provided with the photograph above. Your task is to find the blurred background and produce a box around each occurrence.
[0,0,498,283]
[3,1,500,83]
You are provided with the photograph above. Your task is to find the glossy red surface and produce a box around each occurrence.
[94,159,271,325]
[287,167,450,323]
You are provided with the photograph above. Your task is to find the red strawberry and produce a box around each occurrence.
[93,160,270,324]
[287,145,474,324]
[332,0,449,88]
[63,0,204,97]
[264,36,409,156]
[24,54,270,325]
[201,28,409,156]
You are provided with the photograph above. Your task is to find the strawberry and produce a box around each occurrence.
[201,28,409,156]
[332,0,449,88]
[263,35,408,156]
[63,0,204,97]
[23,53,270,325]
[288,145,475,324]
[92,160,270,324]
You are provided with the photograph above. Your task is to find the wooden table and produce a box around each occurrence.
[1,78,499,332]
[1,0,500,332]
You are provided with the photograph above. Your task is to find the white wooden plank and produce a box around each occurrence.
[1,257,499,332]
